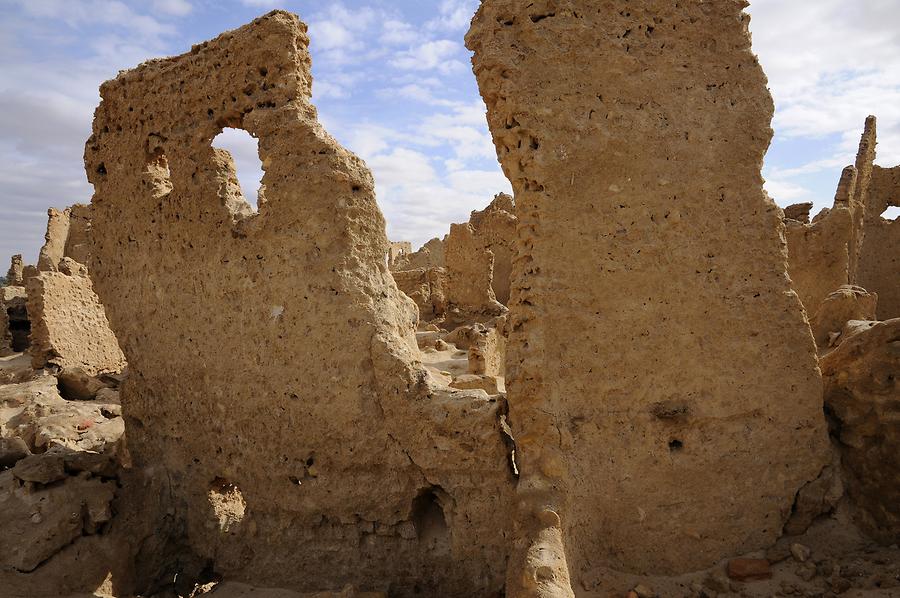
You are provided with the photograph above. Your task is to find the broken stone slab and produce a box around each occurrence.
[26,269,125,376]
[12,451,67,484]
[468,0,828,586]
[821,318,900,544]
[85,11,514,594]
[0,469,116,572]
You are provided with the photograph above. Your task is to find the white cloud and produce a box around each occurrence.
[152,0,192,16]
[239,0,281,7]
[391,40,466,74]
[427,0,478,32]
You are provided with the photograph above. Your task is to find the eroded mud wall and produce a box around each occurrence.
[467,0,828,588]
[85,11,513,595]
[856,165,900,320]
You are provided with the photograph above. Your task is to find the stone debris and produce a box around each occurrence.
[468,1,827,592]
[0,5,898,598]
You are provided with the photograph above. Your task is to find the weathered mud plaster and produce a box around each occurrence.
[467,0,828,590]
[85,11,513,595]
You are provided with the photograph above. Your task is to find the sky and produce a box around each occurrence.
[0,0,899,264]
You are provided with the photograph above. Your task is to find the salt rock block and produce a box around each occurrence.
[26,271,125,376]
[821,318,900,544]
[467,0,828,581]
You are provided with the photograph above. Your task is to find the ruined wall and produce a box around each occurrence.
[37,208,71,272]
[856,165,900,320]
[392,237,445,271]
[445,222,504,317]
[7,254,24,286]
[388,241,412,268]
[467,0,827,588]
[783,167,854,316]
[25,267,125,376]
[469,192,517,305]
[64,203,93,267]
[85,11,513,595]
[391,267,448,322]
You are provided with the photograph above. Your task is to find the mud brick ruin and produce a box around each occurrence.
[0,3,898,598]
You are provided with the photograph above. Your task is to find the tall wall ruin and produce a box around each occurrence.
[784,117,900,321]
[84,11,514,596]
[467,1,828,592]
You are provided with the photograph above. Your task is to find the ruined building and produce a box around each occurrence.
[785,116,900,320]
[0,3,898,598]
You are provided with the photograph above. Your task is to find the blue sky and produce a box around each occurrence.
[1,0,899,264]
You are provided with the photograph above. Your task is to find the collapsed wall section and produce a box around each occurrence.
[84,11,513,595]
[467,0,828,588]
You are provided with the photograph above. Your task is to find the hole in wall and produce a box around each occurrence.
[145,150,173,197]
[668,438,684,452]
[207,477,246,533]
[881,205,900,221]
[212,128,264,212]
[410,486,450,551]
